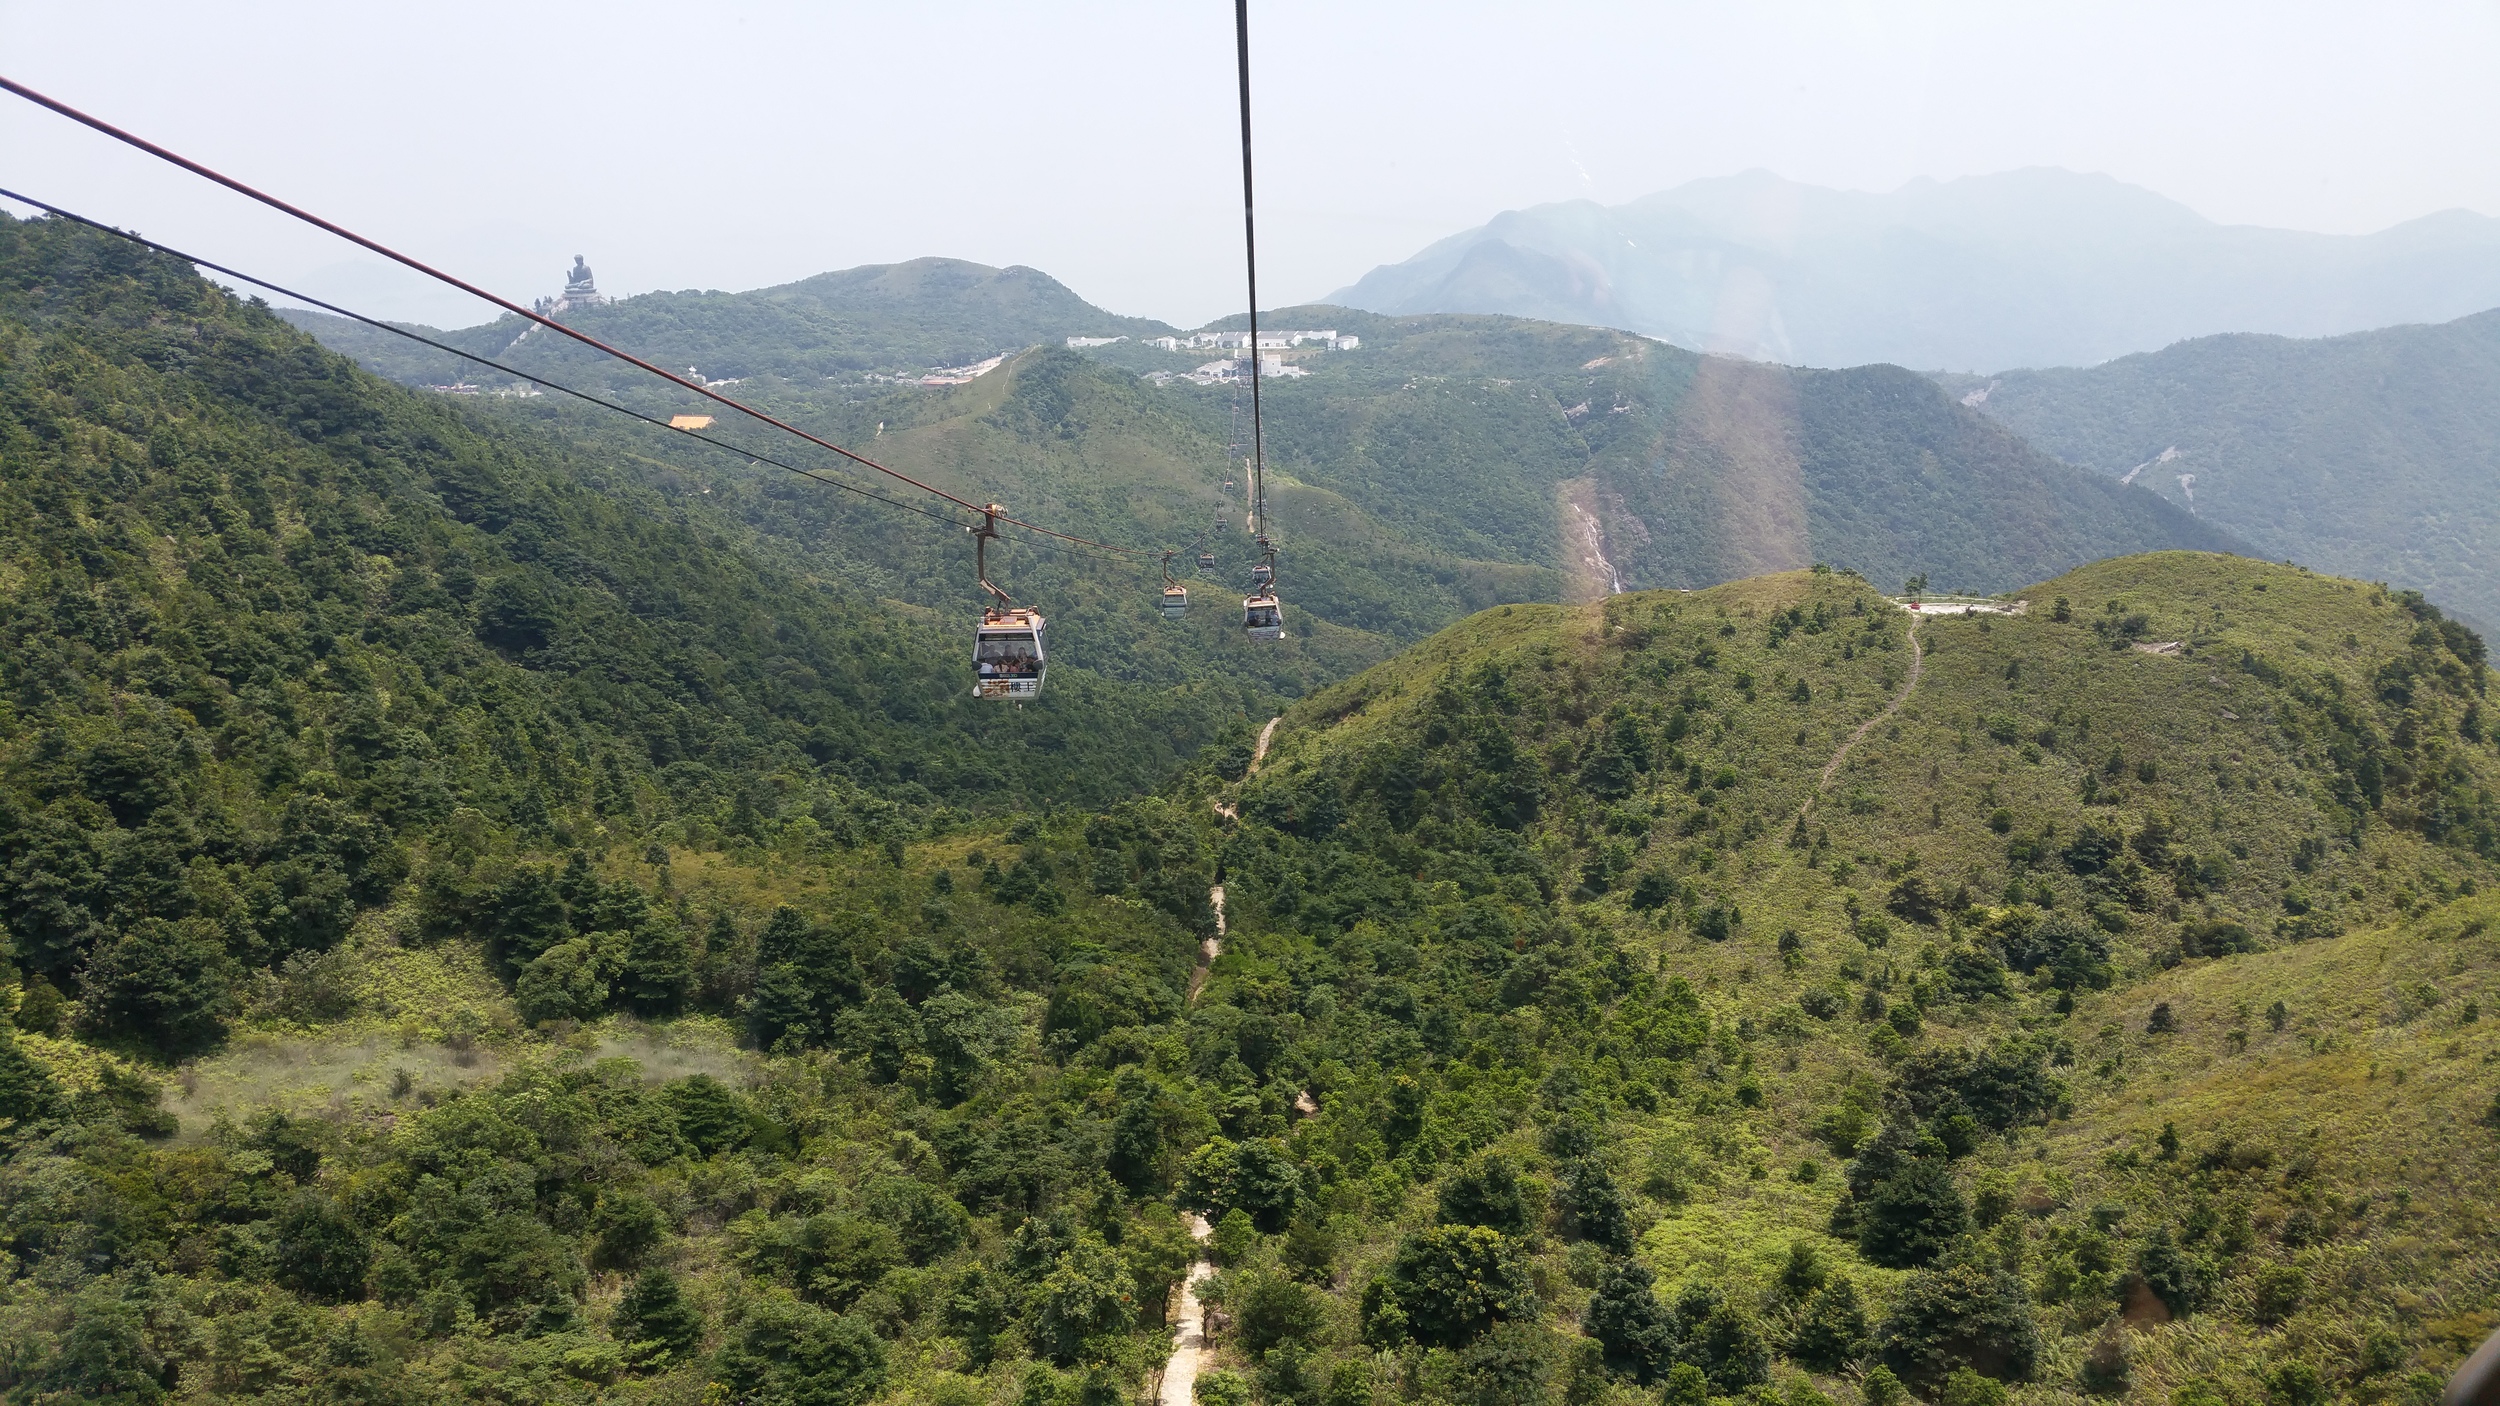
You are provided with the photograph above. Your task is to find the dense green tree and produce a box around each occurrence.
[272,1194,373,1302]
[864,1177,972,1266]
[1582,1257,1678,1384]
[1856,1160,1969,1268]
[619,912,693,1014]
[2127,1227,2208,1318]
[1789,1277,1870,1371]
[1377,1225,1539,1349]
[26,1276,172,1405]
[665,1074,752,1156]
[1435,1154,1531,1234]
[1233,1268,1328,1356]
[513,937,608,1026]
[1031,1235,1136,1365]
[591,1190,667,1272]
[1181,1136,1303,1231]
[713,1295,887,1406]
[1671,1282,1769,1394]
[0,1023,58,1125]
[1107,1071,1178,1191]
[615,1265,706,1368]
[1555,1158,1634,1251]
[76,917,236,1058]
[740,1214,899,1312]
[1876,1264,2043,1392]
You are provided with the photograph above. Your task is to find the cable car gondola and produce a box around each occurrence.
[1232,0,1285,648]
[975,609,1045,698]
[1243,592,1282,641]
[969,505,1046,699]
[1196,552,1217,577]
[1157,550,1189,620]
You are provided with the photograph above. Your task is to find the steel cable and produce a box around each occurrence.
[0,186,973,532]
[0,72,1145,559]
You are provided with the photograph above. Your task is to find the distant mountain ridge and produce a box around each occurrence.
[1329,168,2500,371]
[279,255,1173,388]
[1938,307,2500,625]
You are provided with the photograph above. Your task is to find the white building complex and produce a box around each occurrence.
[1141,329,1358,353]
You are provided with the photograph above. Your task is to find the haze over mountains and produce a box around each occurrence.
[1329,168,2500,371]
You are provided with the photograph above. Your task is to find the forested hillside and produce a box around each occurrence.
[9,210,2493,1406]
[0,208,1273,1030]
[1937,309,2500,628]
[1193,550,2500,1405]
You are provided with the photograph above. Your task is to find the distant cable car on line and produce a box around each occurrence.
[1197,552,1217,576]
[969,505,1046,699]
[1157,550,1189,620]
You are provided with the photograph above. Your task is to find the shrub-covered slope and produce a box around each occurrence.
[1188,550,2497,1402]
[0,545,2492,1406]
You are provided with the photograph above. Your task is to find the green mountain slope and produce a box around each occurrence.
[1536,337,2246,596]
[1187,550,2498,1403]
[287,267,2243,639]
[1938,308,2500,627]
[0,210,1277,991]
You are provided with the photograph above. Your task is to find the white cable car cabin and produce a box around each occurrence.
[1197,553,1217,576]
[972,608,1046,699]
[1160,585,1189,620]
[1243,594,1282,641]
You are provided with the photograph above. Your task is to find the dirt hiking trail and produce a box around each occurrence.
[1797,614,1924,823]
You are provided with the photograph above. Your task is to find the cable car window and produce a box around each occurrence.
[975,634,1041,674]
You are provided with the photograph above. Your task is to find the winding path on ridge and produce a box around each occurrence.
[1159,715,1279,1406]
[1797,614,1924,824]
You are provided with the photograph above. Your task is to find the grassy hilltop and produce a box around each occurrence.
[1198,550,2496,1405]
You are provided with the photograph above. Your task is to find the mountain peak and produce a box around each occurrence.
[1331,169,2500,370]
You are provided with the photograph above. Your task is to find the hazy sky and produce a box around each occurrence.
[5,0,2497,329]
